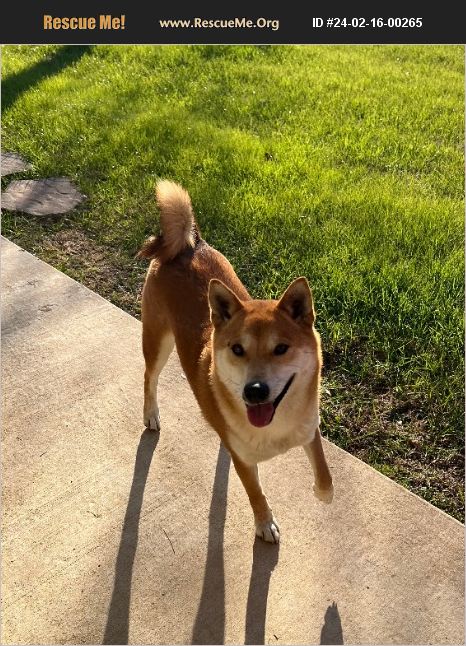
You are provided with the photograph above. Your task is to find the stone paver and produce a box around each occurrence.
[1,152,31,177]
[1,178,85,215]
[1,237,464,645]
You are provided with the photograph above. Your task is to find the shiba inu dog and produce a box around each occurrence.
[138,180,333,543]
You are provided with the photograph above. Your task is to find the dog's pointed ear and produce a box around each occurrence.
[208,279,244,327]
[277,277,315,326]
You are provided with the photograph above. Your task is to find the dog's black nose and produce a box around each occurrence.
[243,381,270,404]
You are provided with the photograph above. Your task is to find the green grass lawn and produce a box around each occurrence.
[2,45,464,520]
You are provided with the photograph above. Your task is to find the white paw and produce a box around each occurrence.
[144,407,160,431]
[313,482,334,504]
[256,518,280,544]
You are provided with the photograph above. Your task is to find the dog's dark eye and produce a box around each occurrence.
[231,344,245,357]
[274,344,289,356]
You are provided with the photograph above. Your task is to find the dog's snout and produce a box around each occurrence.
[243,381,270,404]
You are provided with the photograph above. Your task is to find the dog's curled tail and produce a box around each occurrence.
[137,180,200,262]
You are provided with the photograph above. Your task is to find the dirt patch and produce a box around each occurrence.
[39,229,146,318]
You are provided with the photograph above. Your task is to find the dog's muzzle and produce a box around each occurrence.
[245,374,296,427]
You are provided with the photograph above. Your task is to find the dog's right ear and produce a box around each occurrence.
[208,279,243,327]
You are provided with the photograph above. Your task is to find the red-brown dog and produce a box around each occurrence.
[138,180,333,543]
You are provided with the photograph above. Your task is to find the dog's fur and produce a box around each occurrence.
[138,180,333,543]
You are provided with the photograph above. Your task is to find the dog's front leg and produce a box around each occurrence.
[303,428,334,503]
[230,453,280,544]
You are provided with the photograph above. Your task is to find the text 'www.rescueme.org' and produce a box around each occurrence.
[158,17,280,31]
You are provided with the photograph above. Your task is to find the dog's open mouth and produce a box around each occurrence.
[246,374,296,428]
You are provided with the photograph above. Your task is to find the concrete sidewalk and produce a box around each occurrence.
[1,237,464,645]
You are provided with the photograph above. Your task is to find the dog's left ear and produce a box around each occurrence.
[277,277,315,326]
[208,279,244,327]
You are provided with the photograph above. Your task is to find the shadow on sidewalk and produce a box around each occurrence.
[2,45,91,111]
[191,443,231,644]
[244,536,279,644]
[191,443,280,645]
[102,429,159,645]
[320,601,344,645]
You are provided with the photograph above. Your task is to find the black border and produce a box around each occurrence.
[1,1,465,44]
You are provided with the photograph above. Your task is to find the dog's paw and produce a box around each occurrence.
[313,482,334,504]
[144,407,160,431]
[255,518,280,544]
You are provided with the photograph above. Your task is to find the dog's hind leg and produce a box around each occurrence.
[231,453,280,544]
[142,312,174,431]
[303,428,334,503]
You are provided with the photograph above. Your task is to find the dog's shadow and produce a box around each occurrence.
[191,443,279,645]
[103,429,159,645]
[244,537,280,644]
[320,601,344,644]
[102,434,278,645]
[101,434,340,645]
[191,443,231,644]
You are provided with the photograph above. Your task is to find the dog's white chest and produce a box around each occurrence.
[227,412,319,465]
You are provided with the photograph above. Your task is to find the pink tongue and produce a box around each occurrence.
[246,403,275,427]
